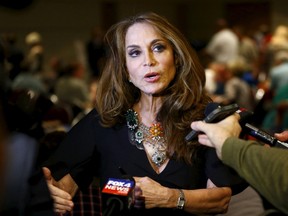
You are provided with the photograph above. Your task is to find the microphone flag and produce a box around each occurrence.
[102,178,135,196]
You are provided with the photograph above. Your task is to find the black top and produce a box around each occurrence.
[45,109,247,216]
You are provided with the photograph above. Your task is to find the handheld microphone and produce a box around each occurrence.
[102,168,135,216]
[244,123,288,149]
[185,102,255,142]
[229,105,288,149]
[189,102,288,148]
[185,103,240,141]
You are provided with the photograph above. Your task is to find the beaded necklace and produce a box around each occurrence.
[126,109,167,167]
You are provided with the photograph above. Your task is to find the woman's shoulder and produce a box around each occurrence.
[69,108,101,131]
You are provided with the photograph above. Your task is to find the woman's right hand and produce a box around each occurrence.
[42,167,75,214]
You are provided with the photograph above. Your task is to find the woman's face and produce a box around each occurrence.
[125,22,176,95]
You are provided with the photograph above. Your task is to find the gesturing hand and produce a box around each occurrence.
[42,167,74,214]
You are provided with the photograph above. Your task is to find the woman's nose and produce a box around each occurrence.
[144,61,154,66]
[144,53,155,66]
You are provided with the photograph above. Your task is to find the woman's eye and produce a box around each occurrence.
[128,49,141,57]
[153,44,165,52]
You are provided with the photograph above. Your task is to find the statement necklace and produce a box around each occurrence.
[126,109,167,167]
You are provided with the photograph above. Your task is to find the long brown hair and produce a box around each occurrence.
[96,12,211,164]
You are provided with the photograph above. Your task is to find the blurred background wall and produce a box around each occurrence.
[0,0,287,69]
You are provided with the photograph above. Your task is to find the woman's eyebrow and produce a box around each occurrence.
[126,44,139,49]
[126,39,164,49]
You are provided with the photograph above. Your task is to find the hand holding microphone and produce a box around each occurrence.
[188,102,288,153]
[185,103,241,142]
[191,113,241,159]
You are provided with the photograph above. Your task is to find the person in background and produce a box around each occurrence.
[261,85,288,134]
[2,32,25,81]
[0,87,54,216]
[85,26,106,80]
[261,50,288,134]
[210,58,256,111]
[43,12,248,216]
[232,25,259,87]
[24,31,44,75]
[54,61,92,118]
[205,18,239,64]
[0,35,11,93]
[268,50,288,94]
[190,114,288,215]
[233,25,258,72]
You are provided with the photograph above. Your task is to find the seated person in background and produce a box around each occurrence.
[209,58,256,111]
[54,61,93,118]
[269,51,288,94]
[262,85,288,133]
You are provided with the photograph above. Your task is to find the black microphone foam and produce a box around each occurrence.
[204,102,221,117]
[237,108,254,126]
[205,103,254,125]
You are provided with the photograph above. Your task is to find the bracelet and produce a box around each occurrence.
[176,189,185,210]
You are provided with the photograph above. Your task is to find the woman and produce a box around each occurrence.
[43,12,246,215]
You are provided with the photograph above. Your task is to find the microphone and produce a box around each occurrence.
[204,102,254,125]
[185,103,240,141]
[204,102,220,116]
[243,123,288,149]
[189,102,288,148]
[102,168,135,216]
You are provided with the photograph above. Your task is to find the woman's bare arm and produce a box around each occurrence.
[134,176,231,214]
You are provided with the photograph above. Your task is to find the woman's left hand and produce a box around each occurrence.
[134,176,176,209]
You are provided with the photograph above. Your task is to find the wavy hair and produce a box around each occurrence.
[95,12,212,164]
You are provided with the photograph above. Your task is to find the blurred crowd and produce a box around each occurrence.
[200,19,288,133]
[0,27,105,215]
[0,18,288,215]
[0,27,106,134]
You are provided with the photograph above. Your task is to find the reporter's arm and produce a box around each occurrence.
[221,138,288,214]
[191,116,288,214]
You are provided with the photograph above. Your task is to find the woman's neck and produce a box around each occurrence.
[133,94,162,126]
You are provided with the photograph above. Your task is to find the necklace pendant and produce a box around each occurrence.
[126,109,138,130]
[135,129,144,144]
[126,109,167,165]
[152,151,167,167]
[149,123,164,139]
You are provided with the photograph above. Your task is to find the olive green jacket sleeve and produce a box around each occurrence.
[222,137,288,214]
